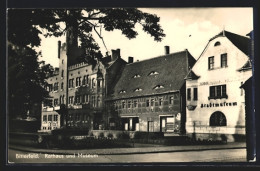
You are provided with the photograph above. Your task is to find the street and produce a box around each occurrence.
[8,148,247,163]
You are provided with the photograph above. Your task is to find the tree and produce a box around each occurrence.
[8,8,165,119]
[8,9,54,119]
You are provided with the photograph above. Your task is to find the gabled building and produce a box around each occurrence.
[185,30,252,142]
[39,40,126,132]
[106,47,196,134]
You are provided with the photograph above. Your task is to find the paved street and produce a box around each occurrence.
[8,148,246,163]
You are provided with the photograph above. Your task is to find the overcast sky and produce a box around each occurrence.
[38,8,253,68]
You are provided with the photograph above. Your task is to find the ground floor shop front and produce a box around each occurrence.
[108,112,183,134]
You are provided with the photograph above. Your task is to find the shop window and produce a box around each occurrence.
[208,56,214,70]
[221,53,228,68]
[209,85,227,99]
[210,111,227,126]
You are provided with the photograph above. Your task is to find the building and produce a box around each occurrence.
[39,39,126,132]
[185,30,252,142]
[106,47,196,134]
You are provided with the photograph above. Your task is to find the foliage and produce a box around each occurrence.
[7,8,165,119]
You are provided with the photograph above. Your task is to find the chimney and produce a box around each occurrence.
[128,57,134,64]
[112,48,121,61]
[164,46,170,55]
[58,41,61,58]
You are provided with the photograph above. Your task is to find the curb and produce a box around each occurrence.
[9,145,246,156]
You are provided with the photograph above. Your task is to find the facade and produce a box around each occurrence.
[185,30,252,142]
[106,47,196,134]
[39,41,126,132]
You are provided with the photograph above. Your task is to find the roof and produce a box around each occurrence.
[210,30,250,56]
[108,50,195,100]
[184,70,200,80]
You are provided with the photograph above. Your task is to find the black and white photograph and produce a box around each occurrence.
[6,5,258,166]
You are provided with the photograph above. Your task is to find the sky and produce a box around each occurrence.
[38,8,254,68]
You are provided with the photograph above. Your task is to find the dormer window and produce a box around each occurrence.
[148,71,159,76]
[133,74,141,78]
[154,85,164,89]
[119,90,126,94]
[214,41,221,46]
[134,88,142,92]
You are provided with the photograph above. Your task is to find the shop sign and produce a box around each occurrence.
[201,102,237,108]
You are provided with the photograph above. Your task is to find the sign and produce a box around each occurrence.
[201,102,237,108]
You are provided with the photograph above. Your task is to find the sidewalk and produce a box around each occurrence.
[9,142,246,155]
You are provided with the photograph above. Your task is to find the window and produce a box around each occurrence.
[97,96,101,107]
[154,85,164,89]
[209,85,227,99]
[210,111,227,126]
[69,79,74,88]
[53,115,58,121]
[69,96,74,104]
[221,53,227,68]
[149,71,159,76]
[54,82,59,91]
[76,77,81,87]
[75,96,81,104]
[49,84,53,92]
[43,115,47,122]
[91,96,96,107]
[134,88,142,92]
[133,74,141,78]
[92,78,96,88]
[146,99,150,107]
[61,70,64,77]
[169,96,174,104]
[128,101,132,108]
[54,99,58,106]
[208,56,214,70]
[151,99,154,106]
[83,75,89,85]
[159,98,163,106]
[133,100,138,108]
[122,101,125,108]
[48,115,52,121]
[193,88,198,100]
[214,41,221,46]
[187,88,191,101]
[119,90,126,94]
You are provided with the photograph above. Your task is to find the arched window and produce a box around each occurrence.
[210,111,227,126]
[214,41,221,46]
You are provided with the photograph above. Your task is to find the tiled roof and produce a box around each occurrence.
[210,30,250,56]
[108,50,195,100]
